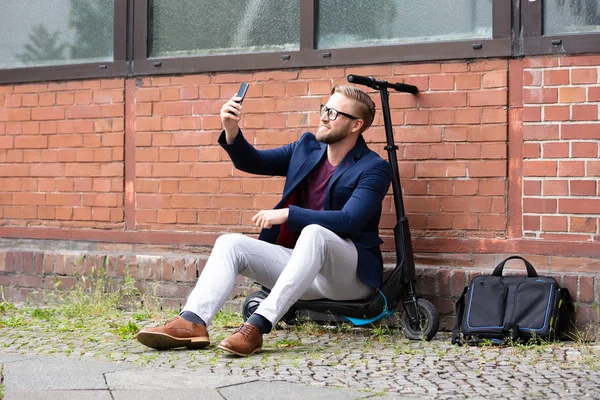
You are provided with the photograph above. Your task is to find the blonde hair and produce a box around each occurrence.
[331,85,376,133]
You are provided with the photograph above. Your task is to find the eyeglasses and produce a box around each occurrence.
[320,105,358,121]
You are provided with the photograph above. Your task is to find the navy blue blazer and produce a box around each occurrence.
[218,130,392,288]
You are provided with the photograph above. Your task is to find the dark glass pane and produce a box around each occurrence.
[317,0,492,49]
[150,0,300,58]
[544,0,600,35]
[0,0,114,69]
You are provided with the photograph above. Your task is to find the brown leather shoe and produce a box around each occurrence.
[218,323,263,357]
[136,316,209,350]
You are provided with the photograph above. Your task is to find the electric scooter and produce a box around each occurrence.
[241,74,440,340]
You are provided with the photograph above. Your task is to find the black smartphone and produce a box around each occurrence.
[235,82,249,104]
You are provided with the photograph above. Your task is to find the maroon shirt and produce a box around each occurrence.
[297,154,337,212]
[275,154,336,248]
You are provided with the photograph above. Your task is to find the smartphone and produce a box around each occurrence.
[235,82,249,104]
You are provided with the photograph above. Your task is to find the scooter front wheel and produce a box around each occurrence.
[401,298,439,341]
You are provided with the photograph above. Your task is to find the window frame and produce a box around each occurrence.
[521,0,600,55]
[11,0,600,84]
[0,0,128,85]
[132,0,512,77]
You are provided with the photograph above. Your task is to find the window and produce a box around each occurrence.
[149,0,300,58]
[544,0,600,35]
[0,0,126,84]
[522,0,600,55]
[0,0,114,69]
[317,0,493,49]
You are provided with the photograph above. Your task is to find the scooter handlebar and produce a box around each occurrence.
[347,74,418,94]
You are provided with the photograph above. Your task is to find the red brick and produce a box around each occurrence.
[453,180,478,195]
[428,75,454,91]
[431,110,455,125]
[579,276,595,303]
[5,94,23,108]
[523,198,557,213]
[559,87,586,103]
[544,69,569,85]
[571,217,596,233]
[480,179,506,196]
[153,102,192,116]
[543,142,569,158]
[571,68,598,84]
[559,199,600,214]
[559,55,600,66]
[0,108,31,121]
[418,92,466,108]
[136,88,160,103]
[543,105,570,121]
[588,161,600,177]
[542,216,568,231]
[480,214,506,230]
[523,215,540,231]
[468,161,506,177]
[442,196,490,212]
[572,105,598,121]
[428,214,452,229]
[523,160,557,177]
[466,124,507,142]
[453,215,478,230]
[481,143,506,159]
[523,125,558,140]
[589,87,600,102]
[570,180,596,196]
[523,69,542,86]
[415,162,466,178]
[543,180,568,196]
[523,88,558,104]
[523,106,541,122]
[405,110,429,125]
[562,123,600,140]
[66,106,102,119]
[455,109,480,124]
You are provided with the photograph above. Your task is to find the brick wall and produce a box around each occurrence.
[132,61,509,238]
[0,79,125,228]
[522,56,600,241]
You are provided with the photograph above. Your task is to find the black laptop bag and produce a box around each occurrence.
[452,256,574,345]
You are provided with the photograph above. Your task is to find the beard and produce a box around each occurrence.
[316,124,348,145]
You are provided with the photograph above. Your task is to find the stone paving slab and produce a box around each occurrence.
[6,390,112,400]
[1,355,130,391]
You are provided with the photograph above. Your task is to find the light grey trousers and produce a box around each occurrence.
[182,224,374,326]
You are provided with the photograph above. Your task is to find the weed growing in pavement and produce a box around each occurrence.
[50,265,139,319]
[272,338,303,348]
[211,308,243,328]
[116,320,140,340]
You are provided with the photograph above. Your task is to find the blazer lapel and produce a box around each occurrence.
[282,142,326,201]
[324,135,367,209]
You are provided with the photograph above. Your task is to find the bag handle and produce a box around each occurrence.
[492,256,538,277]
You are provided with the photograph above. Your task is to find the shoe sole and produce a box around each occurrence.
[217,344,262,357]
[136,332,210,350]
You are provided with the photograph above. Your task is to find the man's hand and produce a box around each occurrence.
[220,96,244,144]
[251,208,289,229]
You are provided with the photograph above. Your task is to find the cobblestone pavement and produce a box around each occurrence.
[1,311,599,400]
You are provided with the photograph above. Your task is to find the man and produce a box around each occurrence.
[136,84,392,357]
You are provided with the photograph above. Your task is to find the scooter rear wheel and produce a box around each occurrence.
[401,298,439,341]
[241,290,297,325]
[241,290,268,322]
